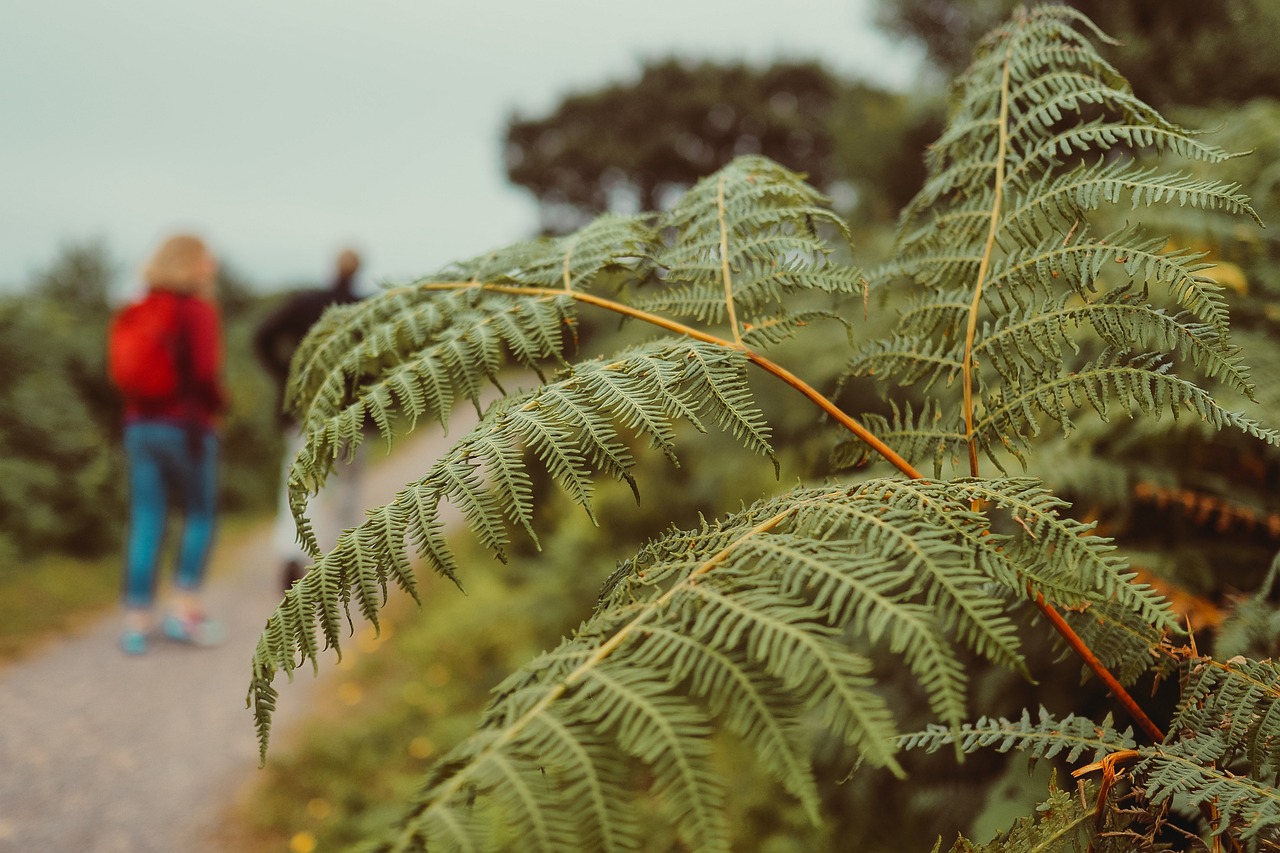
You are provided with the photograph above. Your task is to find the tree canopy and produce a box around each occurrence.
[31,239,117,310]
[503,59,841,234]
[874,0,1280,108]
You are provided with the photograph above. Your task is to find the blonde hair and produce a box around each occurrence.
[144,233,215,296]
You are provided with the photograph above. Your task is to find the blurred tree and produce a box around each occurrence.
[827,81,944,223]
[0,296,124,560]
[873,0,1280,108]
[30,239,117,311]
[504,59,842,233]
[25,242,120,443]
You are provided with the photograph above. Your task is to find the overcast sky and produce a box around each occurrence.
[0,0,922,295]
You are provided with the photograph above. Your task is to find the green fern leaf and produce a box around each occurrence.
[975,351,1280,459]
[241,8,1280,849]
[250,339,779,761]
[1170,657,1280,781]
[641,154,862,336]
[907,698,1280,845]
[1136,738,1280,844]
[900,706,1135,765]
[831,399,966,478]
[848,3,1267,479]
[362,469,1182,849]
[937,780,1130,853]
[441,212,653,292]
[374,492,921,851]
[901,478,1176,636]
[785,484,1025,676]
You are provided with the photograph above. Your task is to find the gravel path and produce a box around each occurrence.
[0,431,450,853]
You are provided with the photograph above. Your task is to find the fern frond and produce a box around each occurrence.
[281,216,657,555]
[909,699,1280,846]
[640,154,864,335]
[1055,598,1170,686]
[725,530,970,738]
[1011,115,1244,185]
[1004,159,1260,240]
[981,224,1234,329]
[979,289,1250,394]
[440,212,654,291]
[900,707,1136,764]
[830,477,1172,687]
[1171,657,1280,781]
[281,289,574,554]
[350,475,1171,850]
[831,399,967,478]
[975,351,1280,460]
[250,339,779,758]
[282,154,881,559]
[846,332,964,393]
[782,484,1025,675]
[634,623,823,822]
[241,7,1280,849]
[738,309,850,350]
[682,344,776,471]
[1135,738,1280,844]
[905,478,1175,632]
[374,491,920,852]
[851,285,1266,478]
[937,780,1135,853]
[851,3,1267,481]
[285,291,408,418]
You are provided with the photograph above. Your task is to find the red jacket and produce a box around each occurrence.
[123,291,230,428]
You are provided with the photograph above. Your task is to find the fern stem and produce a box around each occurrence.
[1030,587,1165,743]
[718,174,745,347]
[929,14,1166,748]
[747,354,925,480]
[417,281,925,480]
[961,20,1015,479]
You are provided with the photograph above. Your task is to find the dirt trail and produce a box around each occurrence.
[0,431,449,853]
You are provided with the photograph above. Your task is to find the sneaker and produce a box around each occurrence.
[162,613,225,647]
[120,630,148,656]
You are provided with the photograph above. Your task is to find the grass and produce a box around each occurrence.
[0,550,121,664]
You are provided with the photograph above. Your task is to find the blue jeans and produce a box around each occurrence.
[122,422,219,609]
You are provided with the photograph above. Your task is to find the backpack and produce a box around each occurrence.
[108,293,189,400]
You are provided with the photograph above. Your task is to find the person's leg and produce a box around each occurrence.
[165,428,223,645]
[121,423,169,652]
[173,429,219,599]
